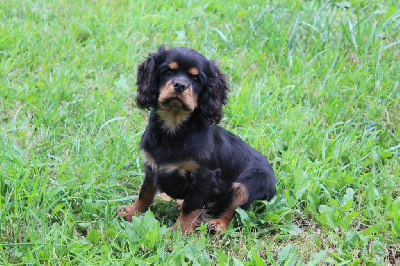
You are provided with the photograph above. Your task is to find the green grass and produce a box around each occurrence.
[1,0,399,264]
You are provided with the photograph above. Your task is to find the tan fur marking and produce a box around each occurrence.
[159,160,199,176]
[231,182,249,206]
[142,150,199,176]
[158,80,175,103]
[180,161,199,173]
[206,217,231,233]
[158,193,172,201]
[141,150,157,170]
[156,109,191,134]
[168,61,179,69]
[159,163,179,174]
[188,67,199,75]
[172,208,204,233]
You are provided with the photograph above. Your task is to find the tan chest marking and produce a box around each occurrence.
[156,108,191,134]
[142,150,198,176]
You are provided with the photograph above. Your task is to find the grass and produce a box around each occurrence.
[0,0,399,264]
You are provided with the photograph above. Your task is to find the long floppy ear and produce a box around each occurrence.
[198,61,229,124]
[136,46,165,109]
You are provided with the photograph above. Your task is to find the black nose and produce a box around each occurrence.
[173,81,188,93]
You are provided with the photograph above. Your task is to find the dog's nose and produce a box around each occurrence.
[173,81,188,93]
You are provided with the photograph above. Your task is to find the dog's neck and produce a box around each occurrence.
[155,108,193,135]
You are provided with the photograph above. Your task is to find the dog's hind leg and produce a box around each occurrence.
[207,167,276,233]
[237,167,276,209]
[207,182,248,233]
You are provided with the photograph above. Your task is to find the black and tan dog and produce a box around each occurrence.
[117,46,276,233]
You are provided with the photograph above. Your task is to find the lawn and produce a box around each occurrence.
[1,0,399,264]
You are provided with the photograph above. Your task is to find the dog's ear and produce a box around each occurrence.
[198,61,229,124]
[136,46,166,109]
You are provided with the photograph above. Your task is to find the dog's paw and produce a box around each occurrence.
[170,220,197,234]
[207,219,228,234]
[116,205,137,222]
[169,222,178,232]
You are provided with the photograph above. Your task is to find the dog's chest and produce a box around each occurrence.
[141,150,199,176]
[141,149,198,199]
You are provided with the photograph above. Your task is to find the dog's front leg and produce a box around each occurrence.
[117,164,157,222]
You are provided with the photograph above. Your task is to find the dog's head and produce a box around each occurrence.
[136,46,229,125]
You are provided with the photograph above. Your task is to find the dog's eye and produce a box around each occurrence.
[193,76,200,83]
[164,69,172,76]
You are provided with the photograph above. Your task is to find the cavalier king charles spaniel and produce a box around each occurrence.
[117,46,276,233]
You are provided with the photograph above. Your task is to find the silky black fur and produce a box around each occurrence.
[136,46,276,218]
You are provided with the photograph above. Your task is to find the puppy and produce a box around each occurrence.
[117,46,276,233]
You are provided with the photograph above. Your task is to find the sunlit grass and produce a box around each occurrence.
[1,0,399,264]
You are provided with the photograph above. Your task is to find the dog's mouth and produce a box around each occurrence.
[159,97,190,110]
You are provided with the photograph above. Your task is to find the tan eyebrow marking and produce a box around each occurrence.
[188,67,199,75]
[168,61,179,69]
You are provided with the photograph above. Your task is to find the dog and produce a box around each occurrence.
[117,46,276,233]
